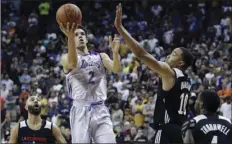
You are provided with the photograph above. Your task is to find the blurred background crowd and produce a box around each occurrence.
[1,0,232,143]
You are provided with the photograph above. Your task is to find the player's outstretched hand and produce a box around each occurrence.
[109,34,120,54]
[60,22,78,37]
[115,3,122,29]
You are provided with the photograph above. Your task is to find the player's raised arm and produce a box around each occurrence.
[114,3,174,77]
[52,124,67,144]
[100,34,122,73]
[8,124,19,144]
[60,22,78,72]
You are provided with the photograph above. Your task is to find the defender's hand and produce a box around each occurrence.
[59,22,78,37]
[109,34,120,54]
[115,3,123,29]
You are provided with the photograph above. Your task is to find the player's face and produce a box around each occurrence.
[165,48,184,68]
[75,28,88,51]
[26,96,42,116]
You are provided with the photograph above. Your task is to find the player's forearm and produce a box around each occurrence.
[117,26,147,58]
[67,34,78,68]
[112,52,122,73]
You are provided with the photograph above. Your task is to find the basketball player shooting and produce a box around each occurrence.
[59,22,121,143]
[8,96,66,144]
[115,3,194,144]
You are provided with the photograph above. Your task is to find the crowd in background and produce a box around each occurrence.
[1,0,232,143]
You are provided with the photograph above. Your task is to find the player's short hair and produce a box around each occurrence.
[77,25,88,35]
[199,90,220,113]
[179,47,194,70]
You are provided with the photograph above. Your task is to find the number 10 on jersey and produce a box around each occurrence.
[178,93,189,115]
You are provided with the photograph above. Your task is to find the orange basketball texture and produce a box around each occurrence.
[56,3,82,26]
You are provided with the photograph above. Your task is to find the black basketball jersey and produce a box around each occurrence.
[17,119,56,144]
[153,68,191,126]
[182,114,232,144]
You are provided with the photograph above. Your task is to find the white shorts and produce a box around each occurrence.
[70,100,116,143]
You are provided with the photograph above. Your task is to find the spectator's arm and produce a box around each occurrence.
[8,124,19,144]
[52,124,67,144]
[148,128,155,141]
[142,105,149,115]
[119,110,124,123]
[182,120,196,144]
[182,129,195,144]
[132,105,137,114]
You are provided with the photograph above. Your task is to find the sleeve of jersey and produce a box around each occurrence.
[63,69,72,75]
[181,119,196,137]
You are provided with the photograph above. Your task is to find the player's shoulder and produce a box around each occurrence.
[44,120,53,130]
[172,68,185,78]
[193,114,208,123]
[18,120,27,128]
[218,115,232,124]
[182,115,208,130]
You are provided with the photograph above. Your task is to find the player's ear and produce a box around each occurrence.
[25,100,28,111]
[178,60,185,67]
[199,102,203,110]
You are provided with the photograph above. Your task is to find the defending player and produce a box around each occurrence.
[59,22,121,143]
[114,3,193,144]
[182,90,232,144]
[8,95,66,144]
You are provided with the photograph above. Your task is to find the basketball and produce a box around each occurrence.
[56,3,82,27]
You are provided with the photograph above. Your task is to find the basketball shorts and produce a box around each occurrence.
[152,123,183,144]
[70,100,116,143]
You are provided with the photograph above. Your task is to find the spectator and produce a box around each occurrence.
[132,98,145,127]
[220,96,232,121]
[1,74,14,91]
[1,84,9,99]
[40,94,48,119]
[111,103,124,126]
[143,96,155,124]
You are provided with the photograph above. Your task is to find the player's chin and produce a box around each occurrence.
[77,45,85,50]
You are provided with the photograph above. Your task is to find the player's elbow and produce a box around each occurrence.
[134,47,148,60]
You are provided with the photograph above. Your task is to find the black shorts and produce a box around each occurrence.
[152,123,183,144]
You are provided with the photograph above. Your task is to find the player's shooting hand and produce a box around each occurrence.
[59,22,78,37]
[109,34,120,54]
[114,3,122,29]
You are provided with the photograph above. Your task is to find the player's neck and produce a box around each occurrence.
[77,47,89,55]
[202,110,217,116]
[28,114,42,125]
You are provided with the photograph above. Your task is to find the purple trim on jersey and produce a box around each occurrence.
[90,50,98,55]
[64,69,72,75]
[82,50,98,56]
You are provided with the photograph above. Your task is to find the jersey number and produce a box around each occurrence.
[88,71,95,84]
[211,136,217,143]
[178,93,189,115]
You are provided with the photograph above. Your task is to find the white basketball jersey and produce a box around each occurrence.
[65,51,107,101]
